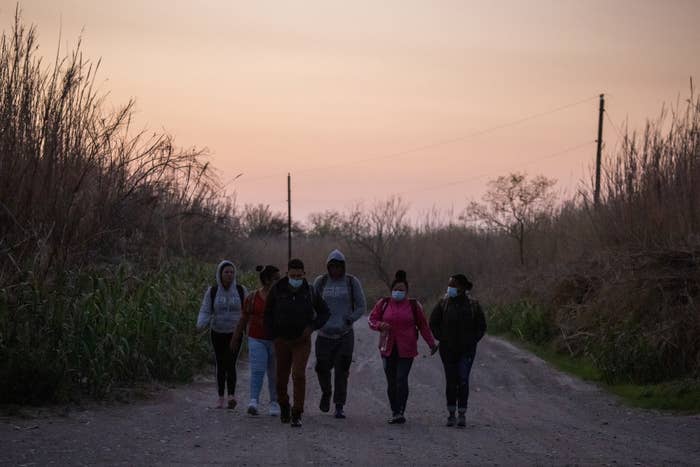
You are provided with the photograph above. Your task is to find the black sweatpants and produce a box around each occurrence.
[315,330,354,406]
[211,330,239,397]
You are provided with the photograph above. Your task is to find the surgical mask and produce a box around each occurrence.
[447,287,460,298]
[288,278,303,288]
[391,290,406,301]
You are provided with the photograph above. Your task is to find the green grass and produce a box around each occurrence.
[494,331,700,413]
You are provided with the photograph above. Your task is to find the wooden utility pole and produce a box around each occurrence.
[594,94,605,206]
[287,173,292,261]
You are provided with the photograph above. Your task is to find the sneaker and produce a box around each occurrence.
[319,393,331,413]
[247,400,258,416]
[334,404,346,419]
[268,401,281,417]
[388,413,405,424]
[290,416,302,428]
[457,412,466,428]
[280,404,291,424]
[446,414,456,427]
[217,397,226,409]
[227,397,237,410]
[395,413,406,424]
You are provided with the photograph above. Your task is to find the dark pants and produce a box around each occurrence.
[382,347,414,415]
[274,334,312,416]
[315,330,354,406]
[211,331,239,397]
[439,346,474,412]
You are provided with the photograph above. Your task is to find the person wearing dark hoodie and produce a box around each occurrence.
[312,249,366,419]
[264,258,330,428]
[429,274,486,428]
[196,260,247,409]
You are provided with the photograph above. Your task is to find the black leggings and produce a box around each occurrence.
[211,331,239,397]
[382,347,414,415]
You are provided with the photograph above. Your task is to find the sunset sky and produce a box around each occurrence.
[7,0,700,222]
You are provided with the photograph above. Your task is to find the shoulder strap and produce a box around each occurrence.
[210,284,218,313]
[236,284,245,304]
[378,297,390,320]
[409,298,420,324]
[347,275,355,313]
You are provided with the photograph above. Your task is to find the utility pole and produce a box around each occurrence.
[594,93,605,206]
[287,173,292,261]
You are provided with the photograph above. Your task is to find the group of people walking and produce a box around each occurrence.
[196,249,486,428]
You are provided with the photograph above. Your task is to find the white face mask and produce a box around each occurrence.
[447,287,459,298]
[288,278,303,288]
[391,290,406,301]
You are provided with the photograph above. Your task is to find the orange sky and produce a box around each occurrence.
[7,0,700,222]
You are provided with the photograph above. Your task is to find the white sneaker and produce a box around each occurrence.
[268,401,281,416]
[247,399,259,415]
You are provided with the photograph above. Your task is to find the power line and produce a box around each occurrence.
[235,94,600,184]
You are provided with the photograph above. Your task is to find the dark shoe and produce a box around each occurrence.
[387,413,400,424]
[334,404,346,419]
[227,398,237,410]
[457,412,466,428]
[395,413,406,424]
[319,393,331,413]
[280,404,291,424]
[446,415,456,427]
[291,416,302,427]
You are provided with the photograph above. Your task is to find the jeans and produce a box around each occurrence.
[211,331,239,397]
[248,337,276,403]
[439,346,475,412]
[274,333,311,416]
[315,330,354,406]
[382,347,414,415]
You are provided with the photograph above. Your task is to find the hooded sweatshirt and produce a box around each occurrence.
[196,260,246,333]
[313,249,367,339]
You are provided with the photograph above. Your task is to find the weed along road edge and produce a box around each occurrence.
[2,319,699,466]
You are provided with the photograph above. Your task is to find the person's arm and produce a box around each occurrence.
[232,293,253,347]
[196,287,212,330]
[346,276,367,324]
[368,299,390,331]
[264,286,277,339]
[415,301,437,351]
[312,290,331,330]
[428,300,443,341]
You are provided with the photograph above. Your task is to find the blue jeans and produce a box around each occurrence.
[248,337,277,403]
[439,346,474,412]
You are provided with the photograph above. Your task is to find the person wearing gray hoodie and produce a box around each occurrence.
[196,260,247,409]
[312,249,367,419]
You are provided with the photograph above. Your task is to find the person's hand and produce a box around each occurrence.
[430,344,439,356]
[379,322,391,332]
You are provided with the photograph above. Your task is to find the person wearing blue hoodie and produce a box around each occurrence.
[313,249,367,419]
[196,260,247,409]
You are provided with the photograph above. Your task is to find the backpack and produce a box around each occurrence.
[210,283,245,314]
[316,274,356,313]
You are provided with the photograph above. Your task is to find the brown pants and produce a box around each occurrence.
[274,334,311,416]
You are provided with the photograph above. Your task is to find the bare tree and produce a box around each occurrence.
[306,210,344,237]
[342,196,411,287]
[464,173,557,266]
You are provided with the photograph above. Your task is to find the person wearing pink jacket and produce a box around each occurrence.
[368,270,438,424]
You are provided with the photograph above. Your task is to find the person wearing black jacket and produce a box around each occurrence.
[264,258,330,428]
[429,274,486,428]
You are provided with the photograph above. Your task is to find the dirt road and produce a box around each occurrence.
[2,318,699,466]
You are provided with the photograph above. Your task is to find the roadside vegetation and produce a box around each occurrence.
[1,11,697,410]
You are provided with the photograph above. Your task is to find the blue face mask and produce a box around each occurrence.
[288,278,303,288]
[391,290,406,301]
[447,287,460,298]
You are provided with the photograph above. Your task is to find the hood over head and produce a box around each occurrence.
[216,260,237,290]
